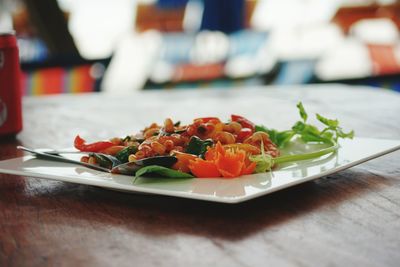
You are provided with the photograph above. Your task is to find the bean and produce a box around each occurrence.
[151,141,166,155]
[128,154,137,162]
[214,131,236,144]
[164,118,174,133]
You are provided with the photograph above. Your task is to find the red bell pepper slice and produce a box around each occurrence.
[231,114,255,132]
[236,128,253,143]
[74,135,114,152]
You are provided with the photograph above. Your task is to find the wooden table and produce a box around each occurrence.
[1,85,400,267]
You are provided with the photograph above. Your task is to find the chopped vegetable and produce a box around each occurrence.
[74,135,114,152]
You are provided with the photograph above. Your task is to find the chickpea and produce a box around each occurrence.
[223,123,232,133]
[128,154,137,162]
[135,150,145,159]
[245,131,271,145]
[214,131,236,144]
[144,128,159,139]
[164,140,174,152]
[214,123,224,132]
[229,121,242,134]
[170,134,184,145]
[164,118,174,133]
[149,123,159,129]
[151,141,166,155]
[138,144,153,157]
[88,156,97,165]
[243,131,279,157]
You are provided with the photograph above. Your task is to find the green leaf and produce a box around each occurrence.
[292,121,333,144]
[275,131,295,148]
[291,121,306,132]
[135,165,194,178]
[321,131,334,141]
[316,114,339,128]
[185,136,213,157]
[252,102,354,170]
[337,128,354,139]
[297,102,308,122]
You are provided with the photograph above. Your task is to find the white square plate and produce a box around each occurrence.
[0,137,399,203]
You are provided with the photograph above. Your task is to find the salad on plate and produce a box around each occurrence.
[74,103,354,179]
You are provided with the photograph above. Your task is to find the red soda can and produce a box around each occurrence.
[0,31,22,137]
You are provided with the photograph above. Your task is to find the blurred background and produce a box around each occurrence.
[1,0,400,95]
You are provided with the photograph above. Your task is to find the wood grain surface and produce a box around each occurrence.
[1,85,400,267]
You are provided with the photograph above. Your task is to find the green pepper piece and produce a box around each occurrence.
[185,136,213,158]
[115,146,138,163]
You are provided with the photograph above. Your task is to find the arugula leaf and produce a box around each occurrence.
[256,102,353,149]
[135,165,194,178]
[297,102,308,122]
[337,128,355,139]
[252,102,354,172]
[316,113,354,142]
[185,136,214,157]
[291,103,354,145]
[316,113,338,128]
[292,122,331,144]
